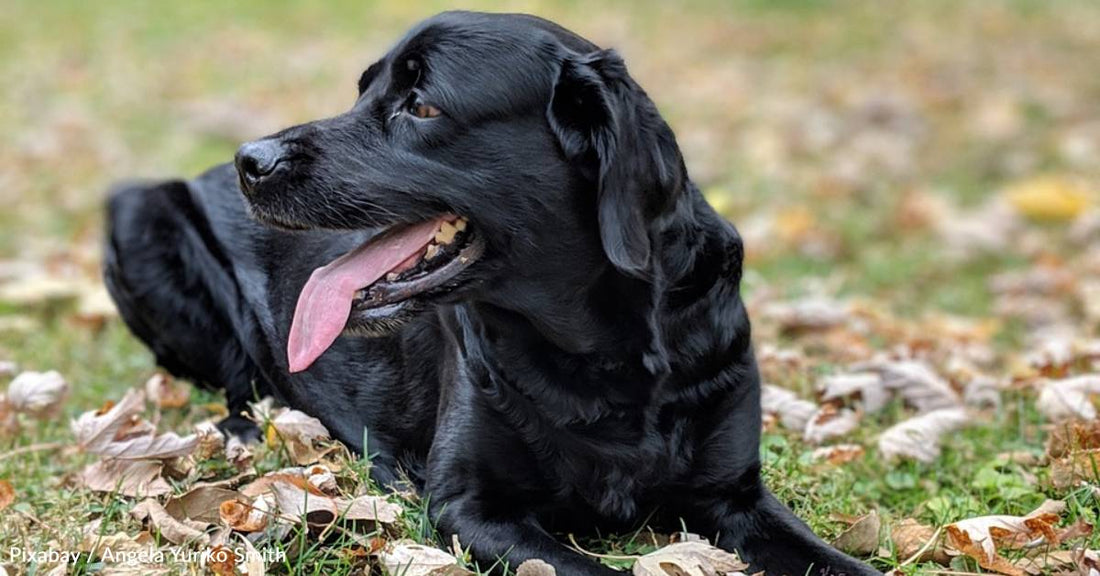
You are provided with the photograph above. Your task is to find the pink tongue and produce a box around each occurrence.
[287,219,445,373]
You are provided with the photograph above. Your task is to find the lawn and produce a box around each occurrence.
[2,1,1100,574]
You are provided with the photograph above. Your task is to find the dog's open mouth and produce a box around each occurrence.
[287,215,482,372]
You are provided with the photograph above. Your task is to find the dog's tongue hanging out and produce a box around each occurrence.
[286,219,446,373]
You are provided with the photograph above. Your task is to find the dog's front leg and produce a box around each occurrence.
[430,495,622,576]
[699,487,881,576]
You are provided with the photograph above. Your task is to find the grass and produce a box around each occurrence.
[3,0,1100,574]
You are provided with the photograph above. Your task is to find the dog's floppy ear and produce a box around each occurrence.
[548,49,686,277]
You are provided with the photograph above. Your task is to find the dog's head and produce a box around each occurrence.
[235,11,688,372]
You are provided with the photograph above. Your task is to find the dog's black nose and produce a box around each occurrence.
[235,139,285,194]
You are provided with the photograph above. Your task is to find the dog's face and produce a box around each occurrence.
[235,11,687,371]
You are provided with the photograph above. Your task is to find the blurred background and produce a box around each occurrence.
[3,0,1099,311]
[3,1,1100,569]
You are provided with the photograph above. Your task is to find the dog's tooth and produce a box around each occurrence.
[454,218,467,232]
[385,272,399,282]
[425,243,441,260]
[435,221,458,245]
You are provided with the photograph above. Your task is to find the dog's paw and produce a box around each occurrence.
[216,413,262,444]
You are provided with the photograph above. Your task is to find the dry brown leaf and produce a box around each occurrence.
[193,420,226,461]
[852,359,960,413]
[166,486,247,524]
[803,405,860,445]
[819,372,890,412]
[207,544,237,576]
[144,373,190,409]
[632,541,748,576]
[0,275,81,306]
[1037,375,1100,421]
[810,444,865,465]
[516,559,557,576]
[71,389,198,459]
[5,370,68,418]
[241,470,402,529]
[78,459,172,497]
[891,518,948,564]
[71,389,145,452]
[80,520,158,557]
[378,540,472,576]
[306,464,339,495]
[130,498,210,545]
[1046,420,1100,458]
[1050,449,1100,490]
[0,479,13,512]
[220,497,272,533]
[878,407,968,462]
[760,385,817,431]
[265,408,332,465]
[761,296,851,334]
[236,533,267,575]
[832,510,880,556]
[944,500,1067,576]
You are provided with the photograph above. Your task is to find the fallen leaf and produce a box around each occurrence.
[1050,448,1100,490]
[378,540,472,576]
[810,444,865,465]
[944,500,1068,576]
[306,464,339,495]
[207,544,237,576]
[266,408,332,465]
[80,521,157,558]
[242,470,402,530]
[236,533,267,575]
[0,480,13,512]
[0,275,80,306]
[74,284,118,326]
[1046,420,1100,458]
[1004,176,1092,222]
[220,497,272,533]
[78,459,172,497]
[5,370,68,418]
[193,420,226,461]
[878,407,969,462]
[851,359,961,413]
[760,385,817,431]
[130,498,210,545]
[832,510,880,556]
[818,372,891,413]
[71,389,198,459]
[761,296,851,335]
[891,518,948,564]
[516,559,557,576]
[1037,375,1100,421]
[71,389,145,452]
[803,405,860,445]
[144,373,190,409]
[167,486,247,525]
[632,541,748,576]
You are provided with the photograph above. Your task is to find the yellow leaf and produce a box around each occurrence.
[702,188,735,218]
[1004,176,1092,221]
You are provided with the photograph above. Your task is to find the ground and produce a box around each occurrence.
[2,1,1100,574]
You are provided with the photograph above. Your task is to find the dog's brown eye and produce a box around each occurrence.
[406,96,441,119]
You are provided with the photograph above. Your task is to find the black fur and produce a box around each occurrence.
[104,12,879,576]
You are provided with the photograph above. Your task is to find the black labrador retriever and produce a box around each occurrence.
[104,11,878,576]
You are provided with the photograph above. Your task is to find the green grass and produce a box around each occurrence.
[3,0,1100,574]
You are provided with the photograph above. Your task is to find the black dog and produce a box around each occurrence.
[104,12,878,575]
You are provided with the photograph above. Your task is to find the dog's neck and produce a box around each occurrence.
[458,188,751,408]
